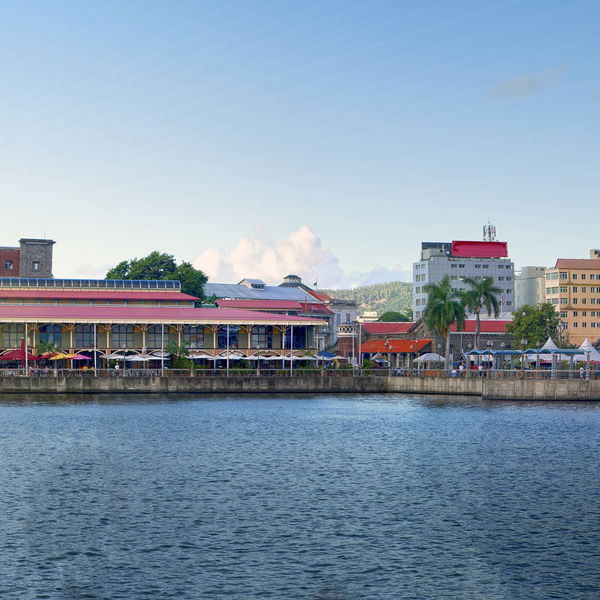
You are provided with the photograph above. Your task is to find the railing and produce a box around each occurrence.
[0,367,599,380]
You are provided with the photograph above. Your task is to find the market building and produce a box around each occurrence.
[0,277,324,363]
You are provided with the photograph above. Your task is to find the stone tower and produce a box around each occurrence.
[18,238,55,278]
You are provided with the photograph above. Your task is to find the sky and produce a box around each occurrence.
[1,0,598,288]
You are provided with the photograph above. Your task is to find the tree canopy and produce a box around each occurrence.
[459,276,502,349]
[506,303,562,348]
[106,251,207,299]
[423,276,466,367]
[378,311,411,322]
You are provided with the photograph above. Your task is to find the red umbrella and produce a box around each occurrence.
[0,338,40,366]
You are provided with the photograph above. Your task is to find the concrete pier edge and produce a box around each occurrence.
[1,375,600,400]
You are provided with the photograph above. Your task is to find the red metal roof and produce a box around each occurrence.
[308,290,331,302]
[361,322,414,334]
[0,290,198,301]
[451,241,508,258]
[449,320,511,333]
[554,259,600,270]
[360,339,430,353]
[216,298,333,315]
[0,305,323,324]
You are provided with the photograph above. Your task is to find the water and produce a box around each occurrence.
[0,394,599,599]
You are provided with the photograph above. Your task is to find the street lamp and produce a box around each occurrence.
[384,339,392,376]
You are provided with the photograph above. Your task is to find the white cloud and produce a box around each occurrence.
[492,67,565,99]
[193,226,411,289]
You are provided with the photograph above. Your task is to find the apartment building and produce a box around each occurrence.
[413,239,514,320]
[545,250,600,345]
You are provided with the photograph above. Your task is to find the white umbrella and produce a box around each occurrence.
[414,352,445,363]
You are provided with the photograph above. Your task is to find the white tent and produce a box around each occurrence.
[578,339,600,362]
[414,352,445,363]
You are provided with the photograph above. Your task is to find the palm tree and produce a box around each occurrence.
[459,276,502,350]
[423,276,466,370]
[166,341,190,368]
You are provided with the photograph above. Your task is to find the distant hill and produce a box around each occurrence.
[322,281,413,318]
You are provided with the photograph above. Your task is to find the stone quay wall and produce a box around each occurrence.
[0,375,599,400]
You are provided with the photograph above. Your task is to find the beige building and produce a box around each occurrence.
[545,250,600,345]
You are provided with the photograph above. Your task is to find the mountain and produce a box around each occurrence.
[322,281,413,317]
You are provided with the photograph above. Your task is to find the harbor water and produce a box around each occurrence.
[1,394,599,599]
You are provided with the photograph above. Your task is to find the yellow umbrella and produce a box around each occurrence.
[49,353,71,360]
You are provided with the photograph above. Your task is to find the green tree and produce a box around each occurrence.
[166,340,191,369]
[506,303,562,348]
[378,311,411,322]
[423,276,466,368]
[106,251,207,299]
[459,276,502,350]
[36,340,61,356]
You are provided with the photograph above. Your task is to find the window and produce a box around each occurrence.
[4,260,13,270]
[451,264,457,268]
[182,326,205,348]
[560,272,567,280]
[32,261,40,271]
[345,313,351,323]
[582,274,587,280]
[552,287,558,294]
[546,288,552,295]
[218,325,239,349]
[560,286,567,293]
[582,287,587,293]
[498,276,505,281]
[250,325,273,349]
[112,325,134,348]
[506,301,512,306]
[582,322,587,328]
[482,264,489,269]
[573,322,578,328]
[145,325,166,348]
[574,298,578,304]
[573,274,578,280]
[475,264,481,269]
[459,264,465,268]
[592,274,596,280]
[560,298,567,304]
[39,324,62,345]
[560,311,567,318]
[1,324,24,347]
[582,311,587,317]
[573,287,578,293]
[593,299,596,305]
[551,298,559,304]
[285,326,306,349]
[75,325,94,347]
[573,311,578,317]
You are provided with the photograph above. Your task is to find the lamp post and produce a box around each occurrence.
[384,340,391,376]
[521,338,527,376]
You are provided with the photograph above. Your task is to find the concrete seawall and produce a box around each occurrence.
[0,375,599,400]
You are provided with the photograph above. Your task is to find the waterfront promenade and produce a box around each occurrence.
[2,370,600,400]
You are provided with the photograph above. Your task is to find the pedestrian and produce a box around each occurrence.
[580,366,584,379]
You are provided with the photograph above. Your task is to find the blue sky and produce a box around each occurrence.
[1,0,598,287]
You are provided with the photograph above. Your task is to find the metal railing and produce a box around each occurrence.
[0,367,598,380]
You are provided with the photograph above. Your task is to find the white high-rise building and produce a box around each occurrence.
[413,238,515,320]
